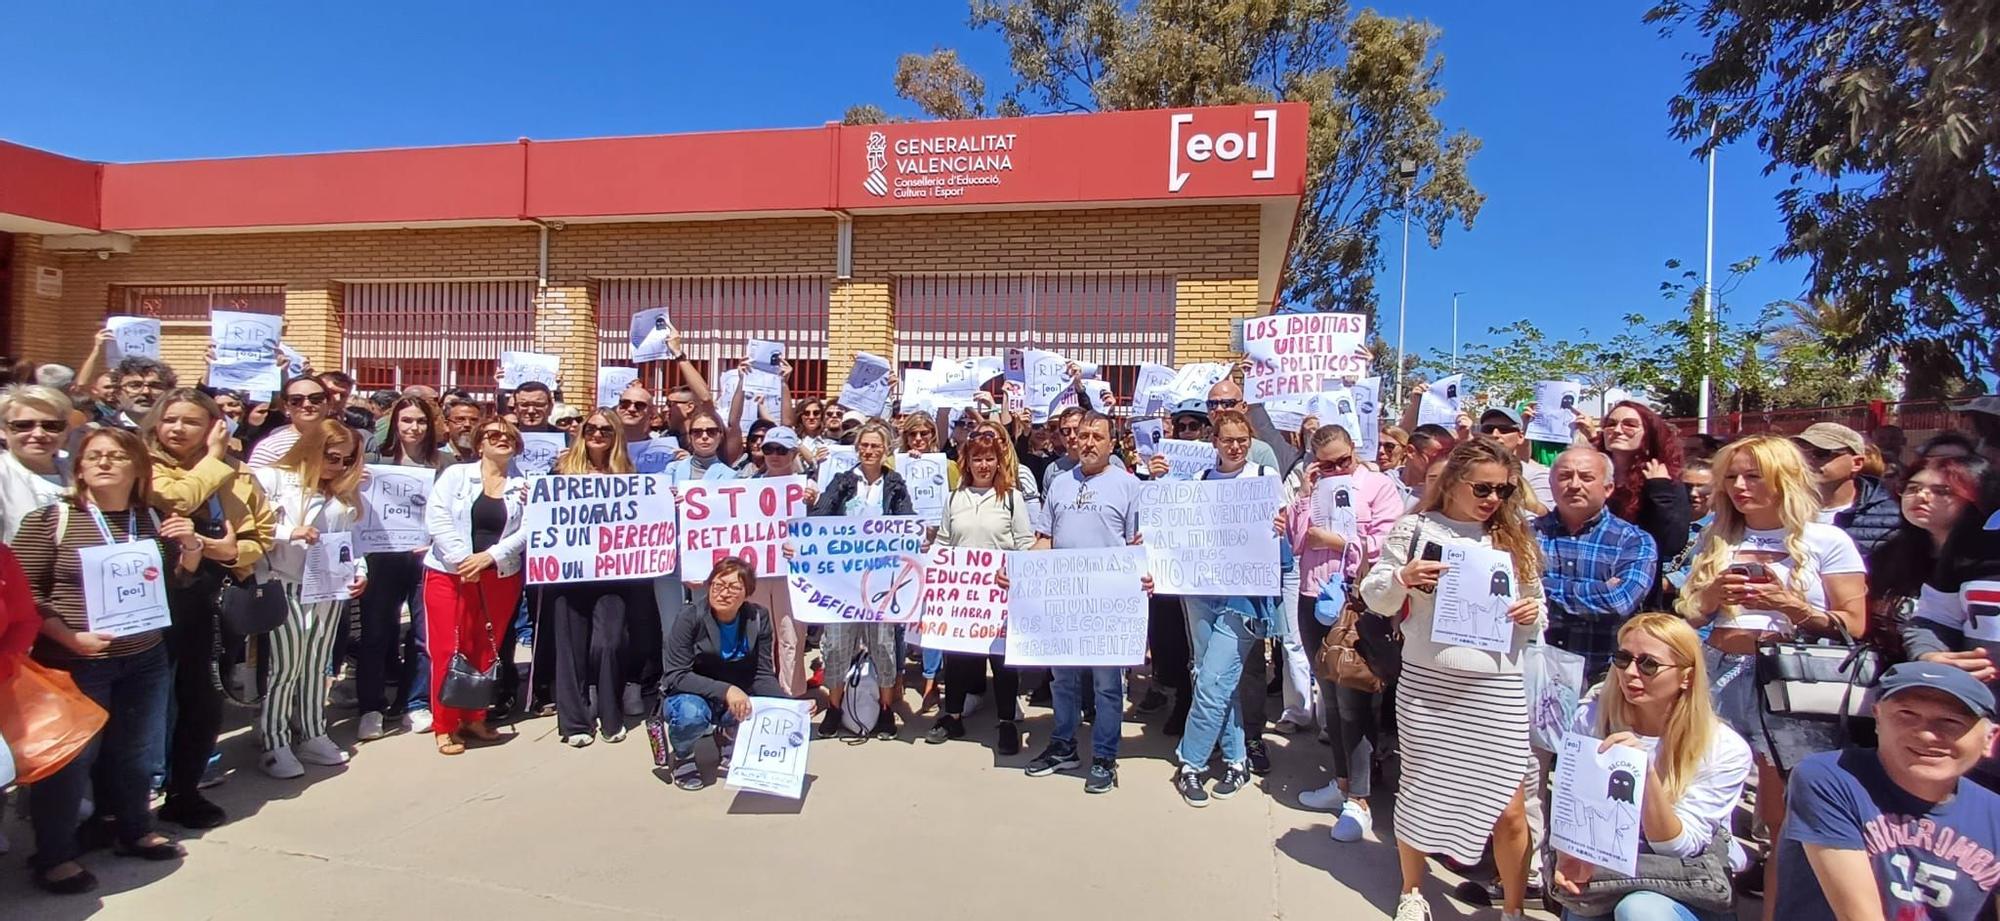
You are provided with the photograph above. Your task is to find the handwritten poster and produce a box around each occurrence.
[726,696,814,799]
[628,436,682,475]
[300,532,358,605]
[1430,543,1518,653]
[1154,439,1217,480]
[522,474,678,585]
[1003,546,1148,667]
[597,366,639,411]
[629,308,678,363]
[785,516,927,624]
[1165,362,1230,407]
[107,316,161,361]
[911,546,1007,655]
[1417,374,1464,428]
[839,352,893,418]
[1133,362,1176,417]
[1530,380,1581,443]
[208,310,284,392]
[79,540,170,638]
[1552,734,1649,875]
[1006,348,1071,423]
[1140,477,1282,596]
[1131,418,1163,459]
[1243,312,1370,403]
[678,477,810,582]
[816,446,858,489]
[356,465,432,553]
[516,432,566,477]
[898,453,949,526]
[1351,376,1382,459]
[499,350,560,390]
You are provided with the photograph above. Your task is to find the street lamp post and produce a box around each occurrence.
[1697,124,1717,434]
[1393,159,1418,406]
[1452,290,1466,371]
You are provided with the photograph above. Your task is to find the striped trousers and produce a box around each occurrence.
[259,582,343,751]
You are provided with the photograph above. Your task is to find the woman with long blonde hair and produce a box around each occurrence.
[1674,434,1866,917]
[550,408,640,746]
[1358,436,1547,921]
[1552,614,1750,921]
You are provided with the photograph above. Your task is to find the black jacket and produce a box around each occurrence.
[811,469,916,518]
[1833,475,1901,559]
[1629,478,1692,609]
[660,599,787,711]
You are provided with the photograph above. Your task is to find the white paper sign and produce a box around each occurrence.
[1263,395,1312,436]
[1530,381,1581,442]
[356,465,432,554]
[911,546,1008,655]
[931,356,1003,395]
[1312,476,1358,546]
[726,696,814,799]
[1131,418,1163,459]
[746,338,784,374]
[1351,376,1382,459]
[107,316,161,361]
[1243,312,1370,403]
[1134,362,1177,418]
[278,343,308,378]
[597,367,640,411]
[1310,388,1362,442]
[1552,734,1649,875]
[1140,478,1282,596]
[1079,379,1114,413]
[515,432,566,477]
[1154,439,1218,481]
[1003,546,1149,667]
[839,352,893,419]
[300,532,358,605]
[523,474,678,585]
[79,539,171,638]
[1417,374,1464,428]
[629,308,678,363]
[498,350,560,391]
[785,516,928,624]
[677,477,811,582]
[899,453,949,526]
[1430,543,1519,653]
[208,310,284,392]
[1007,348,1071,423]
[816,446,858,489]
[1166,362,1231,407]
[628,436,683,475]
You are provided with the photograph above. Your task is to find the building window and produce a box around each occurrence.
[343,281,537,397]
[597,275,830,401]
[116,284,286,322]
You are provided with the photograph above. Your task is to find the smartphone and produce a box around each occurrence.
[1726,562,1773,583]
[1420,543,1444,564]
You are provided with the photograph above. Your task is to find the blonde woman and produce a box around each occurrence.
[251,419,369,778]
[1675,434,1866,916]
[1553,614,1751,921]
[1358,436,1547,921]
[550,409,640,746]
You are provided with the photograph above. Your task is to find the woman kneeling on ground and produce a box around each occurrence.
[658,557,787,790]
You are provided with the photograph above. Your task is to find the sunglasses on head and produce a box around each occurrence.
[1610,650,1682,677]
[582,423,615,437]
[967,428,1001,443]
[6,419,66,434]
[286,392,328,407]
[1466,481,1517,500]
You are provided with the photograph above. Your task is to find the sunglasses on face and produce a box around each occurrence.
[1610,650,1682,678]
[1465,481,1517,500]
[323,452,358,467]
[481,431,516,446]
[1206,398,1243,411]
[618,400,651,412]
[1480,424,1520,436]
[1795,444,1847,464]
[582,423,616,437]
[689,427,722,438]
[6,419,66,435]
[556,417,580,427]
[1317,455,1356,474]
[760,444,794,456]
[801,409,823,418]
[286,392,328,407]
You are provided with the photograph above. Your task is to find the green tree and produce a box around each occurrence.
[849,0,1484,320]
[1428,319,1598,408]
[1763,298,1895,408]
[1647,0,2000,383]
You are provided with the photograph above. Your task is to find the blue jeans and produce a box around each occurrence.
[29,643,172,871]
[1050,666,1124,760]
[663,692,739,758]
[1563,891,1733,921]
[1176,597,1260,768]
[922,646,943,681]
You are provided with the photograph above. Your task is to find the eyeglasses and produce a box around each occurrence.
[1610,650,1682,678]
[82,450,133,466]
[1480,423,1521,436]
[323,453,358,467]
[689,427,722,438]
[6,419,66,434]
[121,380,168,393]
[1605,418,1646,431]
[618,400,651,412]
[1466,481,1517,500]
[1216,436,1251,448]
[710,579,745,596]
[1901,484,1960,502]
[1206,398,1243,411]
[760,444,794,456]
[952,417,974,428]
[286,392,328,407]
[800,409,824,418]
[582,423,616,437]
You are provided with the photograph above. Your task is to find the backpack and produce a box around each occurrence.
[840,649,881,736]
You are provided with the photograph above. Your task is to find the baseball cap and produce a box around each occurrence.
[1872,660,1997,720]
[841,410,867,428]
[1954,395,2000,419]
[1479,407,1524,429]
[1795,422,1866,456]
[762,426,800,451]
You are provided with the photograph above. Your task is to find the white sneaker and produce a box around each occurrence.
[357,712,385,742]
[1393,891,1431,921]
[1331,800,1370,842]
[1298,779,1346,812]
[260,747,306,779]
[294,735,350,767]
[404,709,434,734]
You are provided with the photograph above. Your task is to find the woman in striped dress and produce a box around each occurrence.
[1358,437,1546,921]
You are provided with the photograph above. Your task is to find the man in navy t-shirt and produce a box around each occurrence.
[1779,661,2000,920]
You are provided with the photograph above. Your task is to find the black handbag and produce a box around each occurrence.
[437,577,500,712]
[1551,825,1736,917]
[216,574,287,635]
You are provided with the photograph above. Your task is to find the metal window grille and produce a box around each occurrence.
[597,275,830,401]
[117,284,286,321]
[343,281,537,397]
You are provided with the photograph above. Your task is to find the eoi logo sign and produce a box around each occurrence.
[1168,108,1278,193]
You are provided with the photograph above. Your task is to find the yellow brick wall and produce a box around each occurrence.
[828,281,893,384]
[533,283,597,400]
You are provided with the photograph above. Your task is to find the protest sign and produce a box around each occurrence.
[1165,362,1230,406]
[1130,418,1163,459]
[746,338,783,373]
[1134,362,1176,417]
[839,352,893,418]
[1430,543,1518,653]
[1079,379,1113,413]
[1003,546,1148,667]
[897,366,942,415]
[79,539,170,638]
[1551,734,1649,875]
[816,446,858,489]
[107,316,161,361]
[208,310,283,392]
[726,697,814,799]
[523,474,678,585]
[911,546,1008,655]
[931,355,1003,395]
[1351,376,1382,459]
[1154,439,1217,480]
[1263,395,1312,436]
[516,432,565,477]
[1530,380,1581,442]
[898,453,949,526]
[678,476,810,582]
[597,367,639,410]
[300,532,358,605]
[356,464,432,554]
[1417,373,1464,428]
[1525,642,1586,754]
[278,343,308,378]
[1312,475,1359,546]
[1139,477,1282,596]
[1243,312,1370,402]
[629,308,678,362]
[1006,348,1071,423]
[785,516,927,624]
[1311,388,1363,443]
[499,350,560,390]
[628,436,682,475]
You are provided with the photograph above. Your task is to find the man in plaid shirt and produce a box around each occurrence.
[1535,446,1658,682]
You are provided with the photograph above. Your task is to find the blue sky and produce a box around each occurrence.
[0,1,1803,369]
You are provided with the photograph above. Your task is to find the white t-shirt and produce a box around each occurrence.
[1714,522,1866,632]
[1573,699,1753,867]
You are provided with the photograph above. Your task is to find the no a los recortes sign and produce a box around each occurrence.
[523,475,678,585]
[1243,312,1370,403]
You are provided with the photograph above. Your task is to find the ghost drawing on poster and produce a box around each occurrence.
[1529,380,1582,442]
[1551,734,1648,875]
[1417,374,1464,428]
[629,308,678,363]
[726,697,814,799]
[1429,543,1517,653]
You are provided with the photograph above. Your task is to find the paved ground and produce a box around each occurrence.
[0,676,1747,921]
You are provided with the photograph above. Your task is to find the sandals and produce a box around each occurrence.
[670,759,705,791]
[435,732,466,756]
[114,835,185,861]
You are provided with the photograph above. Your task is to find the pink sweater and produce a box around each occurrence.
[1287,465,1406,596]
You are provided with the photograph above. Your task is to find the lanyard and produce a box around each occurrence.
[83,502,138,545]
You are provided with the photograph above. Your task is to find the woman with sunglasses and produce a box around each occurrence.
[144,387,276,830]
[251,419,369,778]
[897,412,949,709]
[1676,434,1867,916]
[17,427,205,893]
[1551,614,1751,921]
[792,397,831,471]
[810,419,915,740]
[1376,426,1410,474]
[0,384,76,541]
[355,394,446,741]
[1357,437,1547,921]
[1593,401,1691,592]
[247,375,334,468]
[1898,458,2000,787]
[422,415,531,756]
[927,419,1035,750]
[548,409,642,746]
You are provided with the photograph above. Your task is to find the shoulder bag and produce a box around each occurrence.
[1754,614,1881,772]
[438,575,501,711]
[1314,520,1416,691]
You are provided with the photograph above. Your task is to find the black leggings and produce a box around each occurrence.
[551,582,630,737]
[942,653,1019,721]
[164,585,224,802]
